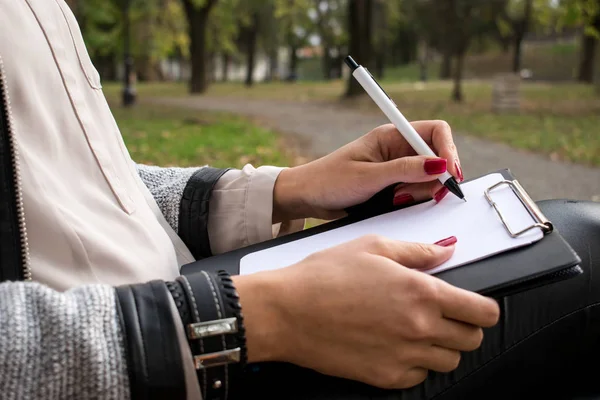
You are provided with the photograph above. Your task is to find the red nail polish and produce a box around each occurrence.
[435,236,458,247]
[434,187,449,203]
[393,193,414,207]
[455,160,464,182]
[424,159,447,175]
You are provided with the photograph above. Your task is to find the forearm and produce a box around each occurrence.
[0,278,199,400]
[0,281,130,399]
[136,163,305,258]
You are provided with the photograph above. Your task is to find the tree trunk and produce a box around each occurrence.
[322,47,332,80]
[345,0,373,97]
[452,51,466,103]
[288,45,298,81]
[439,51,452,79]
[222,53,230,82]
[512,36,523,73]
[268,47,278,81]
[182,0,217,93]
[512,0,533,73]
[578,34,598,83]
[245,13,259,87]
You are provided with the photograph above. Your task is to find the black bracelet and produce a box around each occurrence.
[166,271,246,400]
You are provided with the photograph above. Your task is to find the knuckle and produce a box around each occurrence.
[363,234,387,253]
[415,276,441,304]
[415,243,437,260]
[398,158,412,177]
[406,314,433,341]
[436,119,452,133]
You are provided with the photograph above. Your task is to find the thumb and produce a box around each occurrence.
[373,156,448,187]
[366,236,457,270]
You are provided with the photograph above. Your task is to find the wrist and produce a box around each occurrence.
[272,166,311,223]
[232,272,290,364]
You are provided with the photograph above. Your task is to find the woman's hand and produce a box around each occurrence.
[273,120,463,221]
[235,235,499,389]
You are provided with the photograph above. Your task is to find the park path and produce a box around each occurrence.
[156,96,600,202]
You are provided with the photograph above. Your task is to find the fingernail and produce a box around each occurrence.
[435,236,458,247]
[455,160,464,182]
[434,187,449,203]
[393,193,414,207]
[424,158,447,175]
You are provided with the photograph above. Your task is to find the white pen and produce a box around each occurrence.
[344,55,466,202]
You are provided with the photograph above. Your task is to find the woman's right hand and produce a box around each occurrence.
[234,235,500,390]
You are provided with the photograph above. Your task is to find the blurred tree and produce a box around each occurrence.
[345,0,373,96]
[205,0,242,83]
[496,0,559,73]
[372,0,403,79]
[406,0,505,102]
[313,0,347,80]
[555,0,600,83]
[73,0,187,82]
[501,0,535,73]
[181,0,219,93]
[276,0,313,81]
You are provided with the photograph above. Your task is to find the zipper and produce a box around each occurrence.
[0,55,32,281]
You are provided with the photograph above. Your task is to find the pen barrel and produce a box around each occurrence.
[352,67,436,158]
[353,67,452,184]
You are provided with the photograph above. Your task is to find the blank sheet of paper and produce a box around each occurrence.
[240,173,544,276]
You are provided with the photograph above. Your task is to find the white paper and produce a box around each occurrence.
[240,173,544,276]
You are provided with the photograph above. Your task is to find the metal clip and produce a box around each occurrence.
[484,180,553,238]
[187,317,238,340]
[194,348,241,370]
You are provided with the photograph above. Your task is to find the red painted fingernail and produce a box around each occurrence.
[455,160,464,182]
[435,236,458,247]
[393,193,414,207]
[424,159,447,175]
[434,187,449,203]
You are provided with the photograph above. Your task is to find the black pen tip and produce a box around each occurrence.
[344,55,359,71]
[444,177,465,201]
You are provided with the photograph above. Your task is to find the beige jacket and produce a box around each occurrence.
[0,0,303,398]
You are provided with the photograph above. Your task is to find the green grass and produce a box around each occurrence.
[104,78,600,166]
[105,91,295,169]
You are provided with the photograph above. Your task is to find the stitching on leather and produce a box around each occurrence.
[432,301,600,399]
[180,275,206,398]
[201,271,229,398]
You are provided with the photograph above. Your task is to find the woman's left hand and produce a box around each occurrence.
[273,120,464,222]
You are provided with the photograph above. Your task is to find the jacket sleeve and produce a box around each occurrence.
[0,279,199,400]
[0,281,130,399]
[136,164,305,259]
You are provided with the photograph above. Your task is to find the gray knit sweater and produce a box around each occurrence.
[0,164,197,400]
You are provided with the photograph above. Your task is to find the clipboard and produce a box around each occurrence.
[181,169,582,298]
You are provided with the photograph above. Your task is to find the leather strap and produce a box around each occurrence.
[175,270,246,400]
[178,167,230,260]
[115,281,187,400]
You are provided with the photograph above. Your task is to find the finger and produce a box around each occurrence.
[365,237,456,270]
[431,319,484,352]
[411,120,463,182]
[438,283,501,328]
[374,155,449,188]
[415,345,461,373]
[392,181,444,207]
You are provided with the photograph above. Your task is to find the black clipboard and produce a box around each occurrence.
[181,169,582,298]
